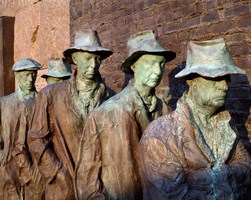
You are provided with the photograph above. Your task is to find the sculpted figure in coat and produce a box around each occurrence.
[75,30,176,200]
[0,58,44,200]
[27,30,112,200]
[139,38,251,200]
[42,58,72,85]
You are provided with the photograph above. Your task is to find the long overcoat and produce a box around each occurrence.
[76,83,165,200]
[139,98,251,200]
[0,93,44,200]
[28,74,107,200]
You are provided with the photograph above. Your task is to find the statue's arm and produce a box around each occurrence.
[139,136,187,200]
[75,114,106,200]
[27,92,62,183]
[227,140,251,189]
[12,109,34,185]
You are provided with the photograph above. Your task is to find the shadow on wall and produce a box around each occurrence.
[226,74,251,155]
[167,61,188,110]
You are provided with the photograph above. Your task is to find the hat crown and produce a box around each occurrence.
[42,59,72,78]
[175,38,245,78]
[48,59,71,73]
[74,30,102,48]
[13,58,41,71]
[127,30,165,56]
[186,38,235,69]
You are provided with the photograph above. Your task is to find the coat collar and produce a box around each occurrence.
[124,82,162,132]
[176,98,236,165]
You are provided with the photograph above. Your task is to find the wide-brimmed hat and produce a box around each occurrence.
[121,30,176,74]
[42,59,72,78]
[175,38,245,78]
[12,58,41,71]
[63,30,113,64]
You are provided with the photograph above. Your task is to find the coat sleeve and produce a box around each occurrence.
[75,114,106,200]
[27,91,62,183]
[12,106,33,185]
[139,134,188,200]
[227,140,251,198]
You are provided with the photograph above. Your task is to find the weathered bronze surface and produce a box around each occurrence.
[75,30,176,200]
[42,58,72,85]
[0,58,44,200]
[28,30,112,200]
[139,38,251,199]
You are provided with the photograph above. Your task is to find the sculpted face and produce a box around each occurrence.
[132,54,166,88]
[15,70,37,92]
[72,51,101,80]
[188,76,228,108]
[46,77,63,85]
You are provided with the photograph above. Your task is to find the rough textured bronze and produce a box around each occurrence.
[139,39,251,200]
[28,30,112,200]
[76,31,175,200]
[42,58,72,85]
[139,97,251,199]
[0,59,44,200]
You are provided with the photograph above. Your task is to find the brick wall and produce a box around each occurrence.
[70,0,251,94]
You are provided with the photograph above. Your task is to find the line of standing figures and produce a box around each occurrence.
[0,30,250,200]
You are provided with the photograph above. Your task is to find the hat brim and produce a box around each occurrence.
[175,65,246,78]
[121,50,176,74]
[14,67,41,72]
[63,46,113,64]
[41,72,72,78]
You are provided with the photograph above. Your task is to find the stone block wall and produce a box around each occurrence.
[1,0,71,91]
[70,0,251,94]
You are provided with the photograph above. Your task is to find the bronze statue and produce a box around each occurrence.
[27,30,113,200]
[41,58,72,85]
[0,58,44,200]
[75,30,176,199]
[139,38,251,199]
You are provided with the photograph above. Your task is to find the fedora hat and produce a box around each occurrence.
[13,58,41,72]
[63,30,113,64]
[42,59,72,78]
[175,38,245,78]
[121,30,176,74]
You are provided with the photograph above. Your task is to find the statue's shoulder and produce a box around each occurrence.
[97,86,132,111]
[39,80,70,97]
[143,114,174,141]
[0,92,16,104]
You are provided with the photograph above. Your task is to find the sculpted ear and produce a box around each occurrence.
[14,71,20,79]
[186,79,192,86]
[72,53,77,65]
[130,63,136,73]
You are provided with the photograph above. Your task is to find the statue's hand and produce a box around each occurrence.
[56,166,72,185]
[187,168,213,191]
[31,165,43,186]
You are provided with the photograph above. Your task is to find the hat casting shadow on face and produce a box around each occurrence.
[175,38,245,79]
[63,30,113,64]
[42,59,72,79]
[121,30,176,74]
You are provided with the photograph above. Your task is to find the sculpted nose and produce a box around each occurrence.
[218,80,228,91]
[154,64,162,76]
[27,74,33,81]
